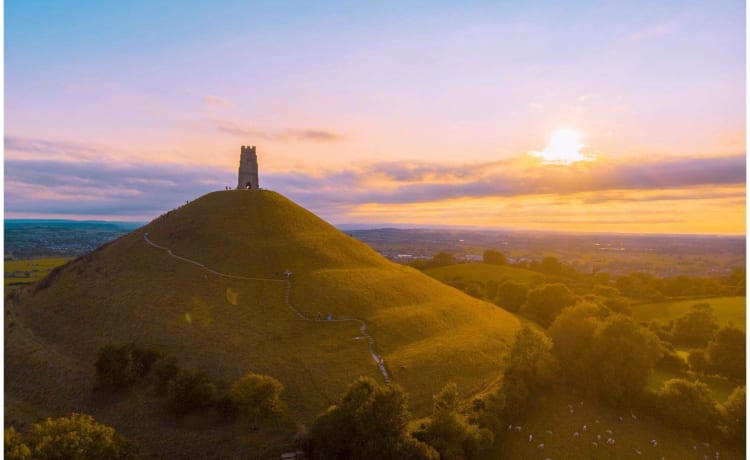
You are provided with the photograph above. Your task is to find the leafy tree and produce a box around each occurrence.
[671,303,719,347]
[4,427,31,460]
[549,302,607,391]
[502,325,556,420]
[592,285,621,298]
[166,371,218,416]
[229,373,286,429]
[658,379,720,433]
[494,281,527,313]
[521,283,575,327]
[307,377,438,460]
[415,384,493,460]
[590,315,661,403]
[539,257,562,275]
[707,326,746,380]
[427,252,456,269]
[482,250,507,266]
[484,279,499,301]
[6,413,137,460]
[687,349,709,374]
[148,355,180,396]
[721,386,745,443]
[95,343,161,389]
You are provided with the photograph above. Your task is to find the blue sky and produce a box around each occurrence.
[4,0,746,233]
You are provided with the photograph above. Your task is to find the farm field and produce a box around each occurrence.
[4,258,71,290]
[632,296,746,331]
[425,262,544,285]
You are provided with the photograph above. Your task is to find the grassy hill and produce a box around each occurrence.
[5,190,520,457]
[632,296,746,331]
[425,262,544,285]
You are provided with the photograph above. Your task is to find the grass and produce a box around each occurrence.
[632,296,746,331]
[4,258,71,290]
[6,190,521,457]
[490,389,743,459]
[424,262,543,285]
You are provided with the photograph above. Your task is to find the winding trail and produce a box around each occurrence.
[143,232,390,383]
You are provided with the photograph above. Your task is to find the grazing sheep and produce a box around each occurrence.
[515,426,522,431]
[591,442,598,448]
[529,434,533,442]
[537,443,544,449]
[582,424,587,431]
[573,432,579,437]
[605,429,613,435]
[507,425,512,431]
[631,412,638,420]
[635,449,641,455]
[545,429,553,435]
[650,439,658,447]
[596,434,601,440]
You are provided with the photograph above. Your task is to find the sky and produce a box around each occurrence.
[4,0,746,234]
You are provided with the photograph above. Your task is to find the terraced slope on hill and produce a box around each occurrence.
[5,190,520,457]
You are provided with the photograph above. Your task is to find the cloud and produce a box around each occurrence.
[203,95,233,109]
[5,159,233,218]
[5,136,105,162]
[211,118,343,142]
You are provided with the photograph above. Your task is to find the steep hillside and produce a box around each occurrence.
[6,190,520,457]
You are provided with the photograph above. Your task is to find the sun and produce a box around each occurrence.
[531,128,590,164]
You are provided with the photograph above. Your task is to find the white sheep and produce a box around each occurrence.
[537,443,544,449]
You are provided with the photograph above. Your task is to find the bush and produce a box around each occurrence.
[148,355,180,396]
[166,371,218,416]
[95,343,161,389]
[658,379,720,433]
[494,281,527,313]
[6,413,138,460]
[687,349,709,373]
[721,386,745,443]
[229,373,286,428]
[707,326,745,380]
[483,250,507,266]
[522,283,575,327]
[671,304,719,347]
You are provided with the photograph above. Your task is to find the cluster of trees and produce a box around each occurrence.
[95,343,285,426]
[649,304,746,380]
[305,378,493,460]
[5,413,138,460]
[615,269,745,300]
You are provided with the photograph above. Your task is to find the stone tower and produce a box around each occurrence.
[237,145,259,190]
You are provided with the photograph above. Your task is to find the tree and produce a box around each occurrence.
[94,343,161,389]
[590,315,661,403]
[494,281,527,313]
[687,349,709,374]
[166,371,218,416]
[539,257,562,275]
[721,386,745,443]
[415,384,493,460]
[427,252,456,269]
[671,304,719,347]
[229,373,286,429]
[6,413,137,460]
[522,283,575,327]
[483,250,507,266]
[502,325,556,420]
[658,379,720,433]
[707,326,745,380]
[307,377,438,460]
[548,302,607,391]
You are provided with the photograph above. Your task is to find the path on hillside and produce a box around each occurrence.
[143,232,390,383]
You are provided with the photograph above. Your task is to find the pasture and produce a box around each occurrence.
[632,296,746,331]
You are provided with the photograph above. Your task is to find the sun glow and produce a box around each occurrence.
[531,128,591,164]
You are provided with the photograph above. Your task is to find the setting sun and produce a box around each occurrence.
[532,128,591,164]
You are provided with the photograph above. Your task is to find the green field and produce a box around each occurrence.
[491,390,742,459]
[4,258,72,290]
[425,262,543,285]
[632,296,746,331]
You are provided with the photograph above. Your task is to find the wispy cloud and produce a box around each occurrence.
[211,118,343,142]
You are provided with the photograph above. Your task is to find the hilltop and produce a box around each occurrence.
[5,190,520,457]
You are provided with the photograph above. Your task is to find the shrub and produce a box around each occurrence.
[166,371,218,416]
[522,283,575,327]
[148,355,180,396]
[6,413,138,460]
[721,386,745,443]
[229,373,286,428]
[95,343,161,389]
[494,281,527,313]
[671,304,718,347]
[483,250,507,266]
[707,326,746,380]
[658,379,720,433]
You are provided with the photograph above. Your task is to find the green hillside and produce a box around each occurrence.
[425,262,543,285]
[632,296,746,331]
[5,190,520,457]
